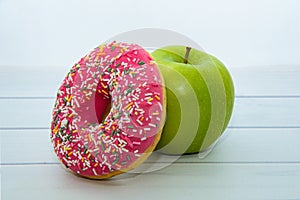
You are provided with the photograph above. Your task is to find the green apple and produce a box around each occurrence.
[151,46,234,154]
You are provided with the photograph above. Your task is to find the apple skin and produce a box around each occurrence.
[151,46,234,154]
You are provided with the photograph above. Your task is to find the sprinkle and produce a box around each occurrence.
[149,123,157,128]
[124,102,133,110]
[152,112,159,116]
[64,147,72,151]
[101,82,107,88]
[101,89,109,95]
[138,61,145,65]
[115,163,122,168]
[133,141,141,145]
[92,168,98,176]
[158,102,163,111]
[127,125,134,129]
[154,95,160,100]
[136,119,143,126]
[147,97,153,102]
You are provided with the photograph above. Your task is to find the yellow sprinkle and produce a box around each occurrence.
[68,113,73,118]
[53,125,59,134]
[149,60,156,65]
[147,97,153,102]
[101,89,108,95]
[115,164,121,168]
[64,147,72,151]
[67,95,72,102]
[101,82,107,88]
[124,102,133,110]
[87,134,91,142]
[155,95,160,100]
[84,56,89,61]
[134,111,138,115]
[87,153,91,159]
[68,151,73,156]
[81,157,84,162]
[73,129,78,133]
[94,163,98,167]
[99,44,105,52]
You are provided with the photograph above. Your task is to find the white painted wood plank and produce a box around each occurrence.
[1,128,300,164]
[0,67,64,98]
[0,98,299,128]
[2,164,300,200]
[231,65,300,97]
[1,66,300,97]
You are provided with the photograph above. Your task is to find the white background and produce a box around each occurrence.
[0,0,300,69]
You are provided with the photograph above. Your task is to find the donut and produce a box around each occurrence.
[50,42,166,179]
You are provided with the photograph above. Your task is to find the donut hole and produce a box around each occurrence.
[95,89,112,124]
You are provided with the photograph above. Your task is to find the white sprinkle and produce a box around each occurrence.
[136,119,143,126]
[92,168,98,176]
[63,157,71,164]
[141,137,147,141]
[156,117,161,121]
[133,141,141,145]
[149,123,156,128]
[132,94,139,100]
[134,101,139,109]
[158,102,163,111]
[145,93,153,96]
[144,127,150,131]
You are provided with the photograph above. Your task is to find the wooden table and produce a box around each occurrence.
[1,65,300,199]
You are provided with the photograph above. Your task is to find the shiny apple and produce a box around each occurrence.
[151,46,234,154]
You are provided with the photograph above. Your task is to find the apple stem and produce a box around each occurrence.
[184,47,192,64]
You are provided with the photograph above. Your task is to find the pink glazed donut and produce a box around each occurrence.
[51,42,166,179]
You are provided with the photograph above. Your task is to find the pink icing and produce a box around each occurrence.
[51,42,165,178]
